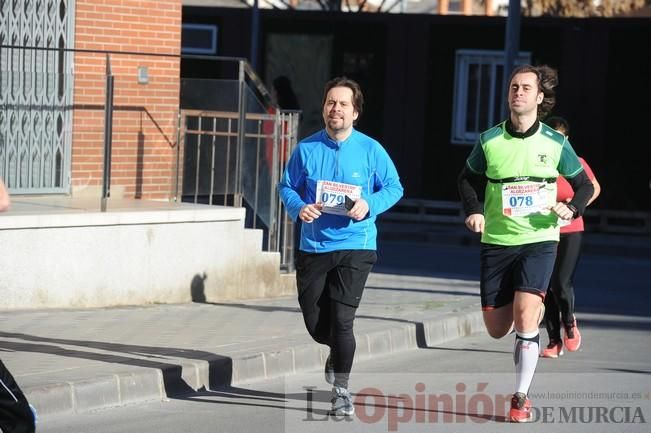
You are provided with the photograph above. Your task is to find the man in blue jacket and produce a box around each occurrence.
[279,77,403,416]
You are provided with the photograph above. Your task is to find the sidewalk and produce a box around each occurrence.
[0,272,484,419]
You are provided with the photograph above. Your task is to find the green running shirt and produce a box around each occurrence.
[465,121,584,246]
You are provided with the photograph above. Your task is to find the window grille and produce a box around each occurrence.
[451,49,531,145]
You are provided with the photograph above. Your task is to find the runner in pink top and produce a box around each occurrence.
[541,116,601,358]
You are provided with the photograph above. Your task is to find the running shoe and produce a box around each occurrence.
[541,339,564,358]
[331,386,354,416]
[509,392,532,423]
[564,318,582,352]
[324,352,335,385]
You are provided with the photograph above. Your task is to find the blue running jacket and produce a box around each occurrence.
[279,129,404,253]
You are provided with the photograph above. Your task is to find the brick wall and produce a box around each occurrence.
[72,0,182,199]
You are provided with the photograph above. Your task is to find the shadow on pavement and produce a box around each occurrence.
[0,332,234,394]
[176,385,506,423]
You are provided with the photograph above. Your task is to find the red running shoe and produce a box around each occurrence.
[541,339,564,358]
[564,318,582,352]
[509,392,532,423]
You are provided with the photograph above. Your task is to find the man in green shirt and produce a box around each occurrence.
[457,64,594,422]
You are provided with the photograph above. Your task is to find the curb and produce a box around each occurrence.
[30,308,484,418]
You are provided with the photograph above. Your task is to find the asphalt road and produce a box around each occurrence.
[41,240,651,433]
[41,323,650,433]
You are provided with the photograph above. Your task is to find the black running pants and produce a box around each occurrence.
[295,250,377,388]
[544,232,583,341]
[0,360,35,433]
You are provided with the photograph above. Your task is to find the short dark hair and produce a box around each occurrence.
[322,77,364,123]
[509,64,558,119]
[545,116,570,135]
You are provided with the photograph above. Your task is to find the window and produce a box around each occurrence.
[451,49,531,145]
[181,24,218,55]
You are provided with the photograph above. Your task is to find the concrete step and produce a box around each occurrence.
[0,199,296,309]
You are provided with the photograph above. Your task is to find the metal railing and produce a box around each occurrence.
[179,107,300,269]
[178,57,300,270]
[1,44,301,270]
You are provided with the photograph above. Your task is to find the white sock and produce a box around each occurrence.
[514,329,540,395]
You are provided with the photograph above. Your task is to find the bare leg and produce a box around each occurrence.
[482,303,514,339]
[513,291,544,333]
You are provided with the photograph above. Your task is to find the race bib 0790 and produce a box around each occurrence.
[315,180,362,216]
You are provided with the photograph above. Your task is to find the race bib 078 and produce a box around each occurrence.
[315,180,362,216]
[501,183,551,217]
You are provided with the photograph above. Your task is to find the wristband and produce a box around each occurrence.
[566,203,578,218]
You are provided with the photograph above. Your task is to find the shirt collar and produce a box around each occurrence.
[322,128,354,147]
[505,119,540,139]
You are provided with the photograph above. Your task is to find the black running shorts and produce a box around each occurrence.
[295,249,377,308]
[479,241,557,310]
